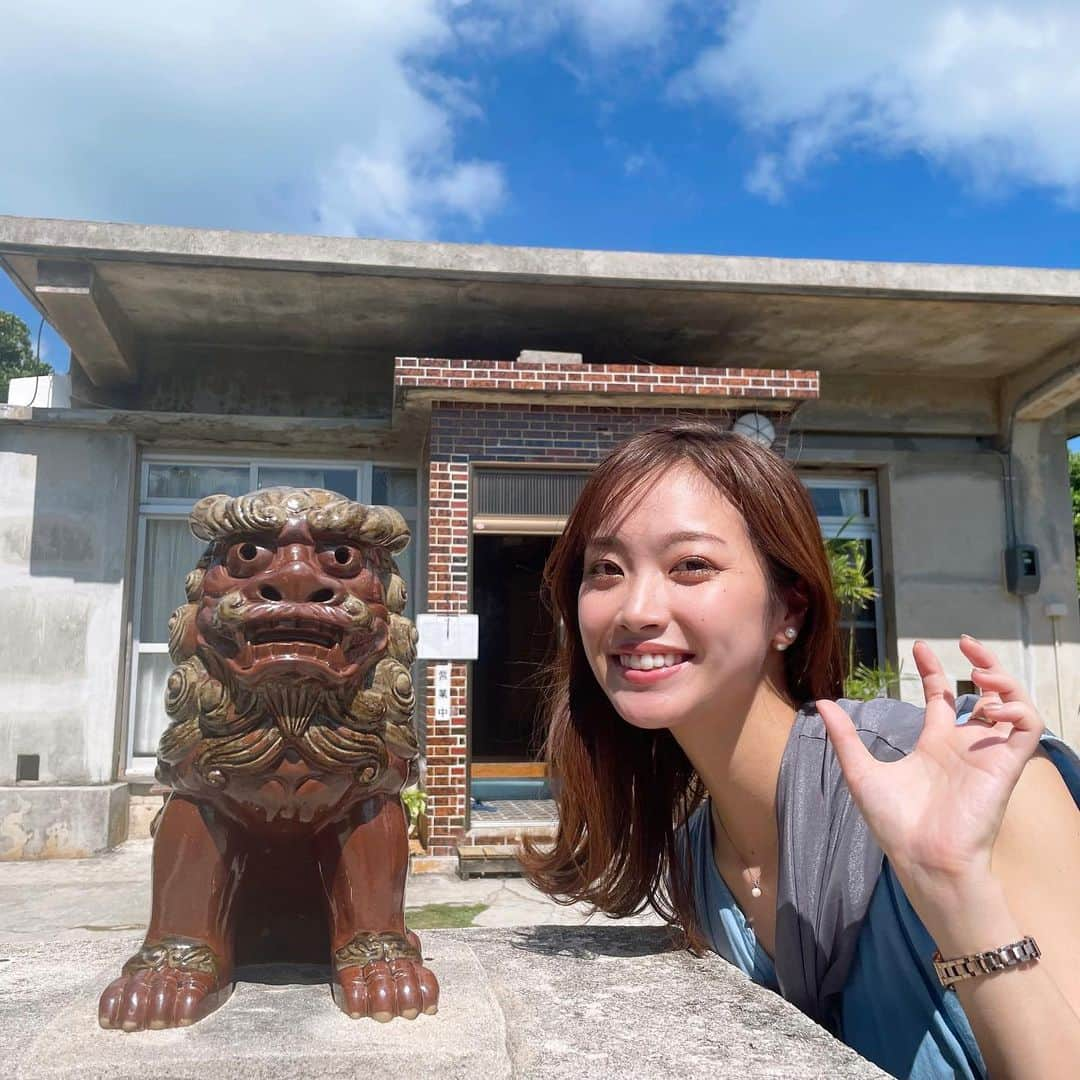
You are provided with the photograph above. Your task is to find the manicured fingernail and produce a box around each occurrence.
[983,702,1002,712]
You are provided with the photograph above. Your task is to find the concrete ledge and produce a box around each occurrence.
[0,784,129,860]
[125,795,164,841]
[2,926,888,1078]
[410,853,459,875]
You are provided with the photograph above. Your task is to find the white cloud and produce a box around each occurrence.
[0,1,505,239]
[671,1,1080,203]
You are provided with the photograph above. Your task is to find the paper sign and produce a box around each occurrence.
[434,664,452,721]
[416,613,479,660]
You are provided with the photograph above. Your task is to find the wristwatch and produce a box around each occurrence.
[932,936,1041,990]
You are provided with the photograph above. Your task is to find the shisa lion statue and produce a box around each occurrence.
[99,488,438,1030]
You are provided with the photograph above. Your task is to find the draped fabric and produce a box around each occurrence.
[773,696,931,1031]
[687,697,1080,1079]
[133,519,206,757]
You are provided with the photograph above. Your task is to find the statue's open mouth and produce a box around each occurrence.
[226,615,373,683]
[248,620,339,649]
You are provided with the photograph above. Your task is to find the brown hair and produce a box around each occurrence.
[521,421,843,944]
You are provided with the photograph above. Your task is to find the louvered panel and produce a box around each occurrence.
[473,469,591,518]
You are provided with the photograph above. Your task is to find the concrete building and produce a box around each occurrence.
[1,214,1078,863]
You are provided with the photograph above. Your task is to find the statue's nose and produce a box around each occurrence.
[255,558,343,605]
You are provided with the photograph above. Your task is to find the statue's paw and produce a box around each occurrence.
[333,958,440,1021]
[98,970,230,1031]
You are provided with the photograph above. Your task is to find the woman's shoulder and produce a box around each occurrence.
[790,695,928,765]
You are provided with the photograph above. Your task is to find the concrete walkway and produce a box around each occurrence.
[0,840,662,943]
[0,842,889,1079]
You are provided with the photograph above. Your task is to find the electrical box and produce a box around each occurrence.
[1004,545,1040,595]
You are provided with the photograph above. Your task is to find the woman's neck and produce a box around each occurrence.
[673,681,797,862]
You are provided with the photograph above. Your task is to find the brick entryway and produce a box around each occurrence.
[394,355,818,859]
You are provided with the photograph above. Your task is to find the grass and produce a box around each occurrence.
[405,902,488,929]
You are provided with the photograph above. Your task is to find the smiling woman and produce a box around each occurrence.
[522,422,1080,1080]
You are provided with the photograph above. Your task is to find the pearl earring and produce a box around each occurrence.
[776,627,797,651]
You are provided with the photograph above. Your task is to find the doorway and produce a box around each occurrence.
[471,533,558,800]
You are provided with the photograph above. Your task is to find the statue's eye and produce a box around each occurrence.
[225,540,273,575]
[319,542,366,575]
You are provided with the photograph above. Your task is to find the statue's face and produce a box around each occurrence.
[193,516,390,693]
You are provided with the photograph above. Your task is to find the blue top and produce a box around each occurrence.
[687,734,1080,1079]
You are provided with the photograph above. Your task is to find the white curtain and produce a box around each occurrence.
[132,652,174,758]
[140,519,207,641]
[132,518,206,760]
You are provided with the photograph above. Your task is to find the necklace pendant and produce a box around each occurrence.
[750,885,763,899]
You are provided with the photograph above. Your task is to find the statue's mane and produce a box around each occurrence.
[155,488,419,793]
[189,487,411,554]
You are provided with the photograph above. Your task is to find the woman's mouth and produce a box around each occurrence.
[612,652,693,683]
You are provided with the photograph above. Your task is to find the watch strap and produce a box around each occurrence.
[932,935,1041,990]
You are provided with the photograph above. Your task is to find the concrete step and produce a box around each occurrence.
[457,844,522,879]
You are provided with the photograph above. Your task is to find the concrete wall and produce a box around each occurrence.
[801,423,1080,747]
[0,425,136,785]
[70,347,394,420]
[1010,416,1080,744]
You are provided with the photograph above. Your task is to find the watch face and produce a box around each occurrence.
[733,412,776,448]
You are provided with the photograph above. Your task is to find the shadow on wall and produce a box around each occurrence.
[21,428,134,584]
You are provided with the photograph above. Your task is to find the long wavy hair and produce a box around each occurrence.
[521,421,844,944]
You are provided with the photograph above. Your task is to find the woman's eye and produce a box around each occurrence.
[672,558,714,575]
[587,560,621,578]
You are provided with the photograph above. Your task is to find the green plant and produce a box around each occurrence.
[825,519,902,700]
[1070,450,1080,593]
[405,903,488,929]
[401,785,426,825]
[825,524,879,685]
[844,661,901,701]
[0,311,51,400]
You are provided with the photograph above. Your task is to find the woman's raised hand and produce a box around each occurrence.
[816,636,1045,901]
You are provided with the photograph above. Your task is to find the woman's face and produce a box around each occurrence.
[577,465,793,733]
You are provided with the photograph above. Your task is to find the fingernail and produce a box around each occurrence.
[983,702,1002,713]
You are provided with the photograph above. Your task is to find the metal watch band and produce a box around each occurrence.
[932,935,1041,991]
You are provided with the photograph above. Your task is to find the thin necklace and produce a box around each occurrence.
[710,799,763,899]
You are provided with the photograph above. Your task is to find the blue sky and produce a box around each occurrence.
[1,0,1078,456]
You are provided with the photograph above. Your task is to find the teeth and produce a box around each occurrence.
[619,652,686,671]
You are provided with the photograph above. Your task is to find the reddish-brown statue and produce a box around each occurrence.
[99,488,438,1030]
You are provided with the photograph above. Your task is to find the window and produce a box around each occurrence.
[126,456,419,776]
[802,476,885,672]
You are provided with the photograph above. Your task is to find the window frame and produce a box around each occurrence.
[801,474,886,670]
[124,452,419,778]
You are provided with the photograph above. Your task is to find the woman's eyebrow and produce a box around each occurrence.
[585,531,728,550]
[587,534,618,549]
[664,530,729,546]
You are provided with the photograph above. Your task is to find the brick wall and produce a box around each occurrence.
[429,402,795,462]
[423,461,470,853]
[404,356,815,855]
[397,356,819,401]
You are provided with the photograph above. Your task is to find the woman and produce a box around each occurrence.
[523,422,1080,1079]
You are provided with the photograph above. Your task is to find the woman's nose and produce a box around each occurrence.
[617,576,667,631]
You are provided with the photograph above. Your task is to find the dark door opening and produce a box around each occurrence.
[472,533,557,800]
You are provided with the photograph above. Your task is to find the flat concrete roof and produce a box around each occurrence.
[2,214,1080,389]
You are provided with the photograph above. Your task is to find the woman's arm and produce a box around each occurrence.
[911,750,1080,1079]
[820,637,1080,1079]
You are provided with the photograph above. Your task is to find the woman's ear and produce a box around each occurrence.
[784,578,810,630]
